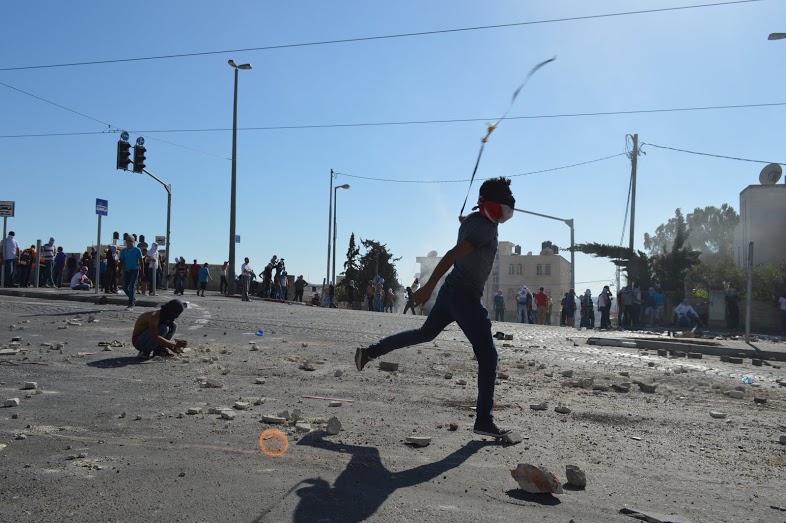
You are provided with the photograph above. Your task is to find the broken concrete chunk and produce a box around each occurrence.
[378,361,399,372]
[565,464,586,489]
[220,411,236,420]
[554,405,571,414]
[511,464,563,494]
[502,431,524,444]
[4,398,20,407]
[530,402,548,411]
[299,361,316,371]
[561,370,573,378]
[22,382,37,390]
[619,507,694,523]
[254,378,266,385]
[186,407,203,415]
[262,415,287,424]
[406,436,431,447]
[328,401,342,407]
[334,370,343,377]
[709,411,727,419]
[204,379,224,388]
[277,410,290,420]
[326,416,341,435]
[728,390,744,399]
[638,383,657,394]
[295,422,312,433]
[233,402,250,410]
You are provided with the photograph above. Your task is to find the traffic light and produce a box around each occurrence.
[116,141,131,170]
[132,145,146,173]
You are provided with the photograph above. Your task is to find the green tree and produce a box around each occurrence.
[572,243,653,289]
[644,204,739,260]
[649,209,702,294]
[337,233,362,304]
[358,239,401,293]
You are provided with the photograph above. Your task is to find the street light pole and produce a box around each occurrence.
[332,184,350,285]
[325,169,334,303]
[227,59,252,296]
[141,168,171,290]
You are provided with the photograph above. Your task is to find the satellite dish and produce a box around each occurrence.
[759,163,782,185]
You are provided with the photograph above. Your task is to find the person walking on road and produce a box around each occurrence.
[189,260,200,291]
[41,237,56,288]
[240,257,253,301]
[119,237,143,310]
[493,290,505,321]
[219,261,229,294]
[355,177,516,439]
[2,231,19,287]
[535,287,548,325]
[197,263,211,297]
[402,286,417,315]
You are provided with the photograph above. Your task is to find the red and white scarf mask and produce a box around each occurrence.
[477,199,514,224]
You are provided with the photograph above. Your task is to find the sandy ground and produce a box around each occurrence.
[0,293,784,523]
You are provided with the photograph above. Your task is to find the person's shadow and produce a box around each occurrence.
[86,356,145,368]
[255,431,492,523]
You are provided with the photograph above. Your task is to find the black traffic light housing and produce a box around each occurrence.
[116,141,131,170]
[132,145,146,173]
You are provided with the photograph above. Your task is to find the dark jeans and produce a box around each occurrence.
[122,269,139,306]
[44,260,54,287]
[3,259,14,286]
[494,308,504,321]
[175,274,185,294]
[780,309,786,335]
[220,276,228,294]
[600,305,611,329]
[105,267,117,292]
[367,285,498,423]
[17,264,31,287]
[148,269,157,296]
[133,321,177,355]
[631,303,641,329]
[53,266,64,288]
[294,289,304,302]
[403,301,417,315]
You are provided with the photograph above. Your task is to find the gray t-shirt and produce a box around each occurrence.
[443,212,498,298]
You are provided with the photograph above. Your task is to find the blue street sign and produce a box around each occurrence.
[235,235,241,243]
[96,199,108,216]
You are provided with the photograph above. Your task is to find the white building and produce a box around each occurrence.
[734,184,786,267]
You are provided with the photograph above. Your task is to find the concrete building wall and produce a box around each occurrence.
[735,185,786,267]
[416,241,572,323]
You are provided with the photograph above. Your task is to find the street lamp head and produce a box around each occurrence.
[768,33,786,40]
[338,184,350,189]
[238,63,252,70]
[228,59,237,68]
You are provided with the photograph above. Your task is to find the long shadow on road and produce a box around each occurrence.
[254,431,493,523]
[86,356,145,368]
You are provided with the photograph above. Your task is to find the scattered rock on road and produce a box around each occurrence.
[406,436,431,447]
[22,382,37,390]
[186,407,202,415]
[326,416,342,435]
[555,405,571,414]
[4,398,20,407]
[379,361,399,372]
[511,463,563,494]
[709,411,727,419]
[565,464,586,489]
[530,402,548,411]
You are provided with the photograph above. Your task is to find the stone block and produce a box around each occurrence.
[186,407,202,415]
[379,361,399,372]
[727,357,743,364]
[22,382,37,390]
[565,464,586,489]
[4,398,20,407]
[406,436,431,447]
[687,353,702,359]
[511,464,563,494]
[326,416,341,435]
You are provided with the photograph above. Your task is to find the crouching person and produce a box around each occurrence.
[132,298,188,360]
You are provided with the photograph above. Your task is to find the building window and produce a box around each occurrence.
[536,264,543,275]
[492,272,499,285]
[509,264,514,275]
[516,264,522,275]
[545,264,551,275]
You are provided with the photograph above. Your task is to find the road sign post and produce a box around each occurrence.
[0,201,15,288]
[96,199,108,295]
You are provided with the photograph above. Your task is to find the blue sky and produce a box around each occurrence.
[1,1,783,292]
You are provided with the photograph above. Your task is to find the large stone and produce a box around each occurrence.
[779,435,786,445]
[295,422,312,433]
[729,390,744,399]
[510,464,563,494]
[186,407,202,415]
[554,405,571,414]
[4,398,20,407]
[220,411,236,420]
[638,383,657,394]
[687,352,703,359]
[378,361,399,372]
[727,357,743,364]
[328,401,342,407]
[612,383,631,393]
[561,370,574,378]
[22,382,37,390]
[709,411,727,419]
[579,378,594,389]
[326,416,341,435]
[502,431,524,444]
[233,401,250,410]
[262,415,287,424]
[565,464,586,489]
[406,436,431,447]
[204,379,224,388]
[530,402,548,411]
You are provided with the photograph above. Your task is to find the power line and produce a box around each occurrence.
[334,153,626,184]
[0,80,229,159]
[0,1,762,72]
[643,142,784,165]
[3,102,783,139]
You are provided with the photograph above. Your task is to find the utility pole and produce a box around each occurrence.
[325,169,334,305]
[628,133,639,254]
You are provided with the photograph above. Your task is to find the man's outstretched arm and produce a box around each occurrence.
[412,240,474,305]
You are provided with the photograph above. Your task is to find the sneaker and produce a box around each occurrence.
[126,306,134,311]
[153,347,174,358]
[354,347,370,371]
[473,419,511,438]
[137,351,151,361]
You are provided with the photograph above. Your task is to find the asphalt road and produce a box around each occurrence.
[0,293,784,523]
